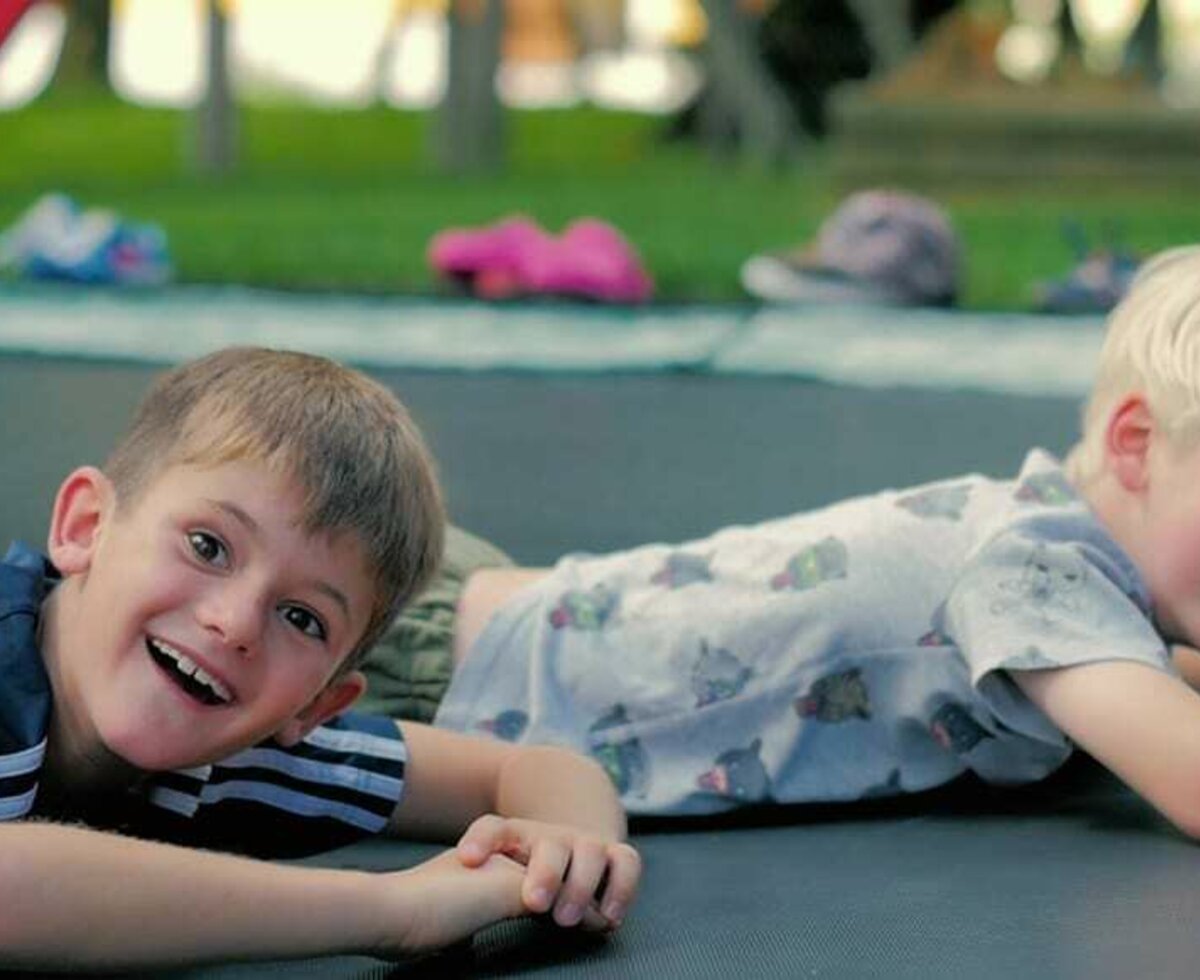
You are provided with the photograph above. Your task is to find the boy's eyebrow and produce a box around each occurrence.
[311,581,352,620]
[211,499,261,534]
[208,499,352,618]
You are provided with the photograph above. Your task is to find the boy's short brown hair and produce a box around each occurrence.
[104,346,445,665]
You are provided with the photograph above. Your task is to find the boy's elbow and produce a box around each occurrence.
[1165,813,1200,843]
[554,745,615,785]
[1165,805,1200,842]
[1150,786,1200,842]
[513,742,579,765]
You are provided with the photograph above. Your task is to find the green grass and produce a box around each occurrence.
[3,89,1200,308]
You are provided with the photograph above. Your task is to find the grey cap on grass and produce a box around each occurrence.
[741,189,962,307]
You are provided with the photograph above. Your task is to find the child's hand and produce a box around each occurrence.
[454,815,641,932]
[377,848,528,957]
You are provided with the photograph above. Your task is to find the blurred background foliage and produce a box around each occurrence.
[2,0,1199,309]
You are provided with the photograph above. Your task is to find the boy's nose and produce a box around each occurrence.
[197,581,266,655]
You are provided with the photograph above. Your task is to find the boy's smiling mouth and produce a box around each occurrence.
[146,638,234,706]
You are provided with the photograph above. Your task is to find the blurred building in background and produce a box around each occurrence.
[3,1,1198,179]
[0,0,706,112]
[4,1,1198,112]
[830,0,1200,186]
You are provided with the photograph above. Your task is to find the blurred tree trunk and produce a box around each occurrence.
[1126,0,1162,83]
[434,0,505,174]
[372,0,404,98]
[1060,0,1160,82]
[845,0,912,74]
[697,0,800,165]
[194,0,238,176]
[53,0,111,89]
[567,0,624,52]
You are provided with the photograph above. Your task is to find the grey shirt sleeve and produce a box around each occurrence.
[944,508,1170,750]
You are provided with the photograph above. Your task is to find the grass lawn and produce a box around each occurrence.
[3,89,1200,309]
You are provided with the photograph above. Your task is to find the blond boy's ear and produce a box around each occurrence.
[47,466,114,575]
[273,670,367,747]
[1104,394,1155,494]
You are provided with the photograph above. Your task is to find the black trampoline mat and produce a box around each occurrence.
[67,768,1196,980]
[7,354,1192,980]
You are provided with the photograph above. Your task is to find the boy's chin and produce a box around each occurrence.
[98,722,225,774]
[69,731,152,787]
[99,735,188,774]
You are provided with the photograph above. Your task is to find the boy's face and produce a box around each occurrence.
[1127,437,1200,648]
[48,460,373,772]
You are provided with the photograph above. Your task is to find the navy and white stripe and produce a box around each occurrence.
[145,712,407,837]
[0,543,54,822]
[0,738,44,820]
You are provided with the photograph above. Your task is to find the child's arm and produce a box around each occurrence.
[0,727,638,969]
[1171,644,1200,691]
[387,722,641,930]
[1013,661,1200,837]
[0,818,528,971]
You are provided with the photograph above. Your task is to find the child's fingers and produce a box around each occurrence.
[549,839,609,927]
[456,814,524,867]
[578,903,611,933]
[456,819,640,931]
[521,838,571,914]
[597,842,641,928]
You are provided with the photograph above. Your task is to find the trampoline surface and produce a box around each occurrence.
[3,352,1196,980]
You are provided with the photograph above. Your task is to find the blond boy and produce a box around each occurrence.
[0,348,639,971]
[383,245,1200,838]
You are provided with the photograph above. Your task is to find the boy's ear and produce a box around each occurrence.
[1105,394,1157,494]
[273,670,367,748]
[1099,393,1156,494]
[47,466,115,575]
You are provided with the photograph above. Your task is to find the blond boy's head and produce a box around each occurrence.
[103,347,445,664]
[1067,246,1200,488]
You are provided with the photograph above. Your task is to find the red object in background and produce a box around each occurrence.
[428,216,654,304]
[0,0,39,52]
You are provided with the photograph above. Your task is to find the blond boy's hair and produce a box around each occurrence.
[104,347,445,666]
[1066,246,1200,487]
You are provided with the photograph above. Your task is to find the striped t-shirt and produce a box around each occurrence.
[0,542,407,857]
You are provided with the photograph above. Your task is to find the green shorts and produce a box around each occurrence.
[356,526,513,724]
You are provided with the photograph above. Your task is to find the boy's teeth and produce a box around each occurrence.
[193,666,232,703]
[148,638,232,704]
[154,639,180,659]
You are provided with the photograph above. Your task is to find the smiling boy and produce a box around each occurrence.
[0,347,639,972]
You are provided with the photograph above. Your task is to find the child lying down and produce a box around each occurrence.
[363,245,1200,837]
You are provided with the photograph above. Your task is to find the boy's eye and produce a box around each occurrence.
[281,604,327,641]
[188,531,229,568]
